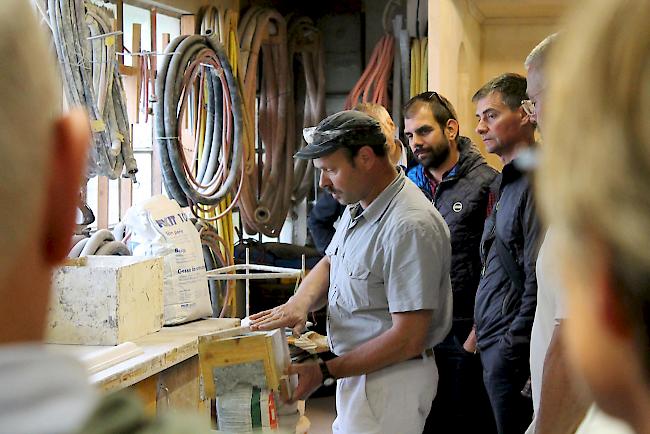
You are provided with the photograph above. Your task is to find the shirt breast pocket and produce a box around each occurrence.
[337,258,372,312]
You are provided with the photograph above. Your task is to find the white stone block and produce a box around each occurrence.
[46,256,164,345]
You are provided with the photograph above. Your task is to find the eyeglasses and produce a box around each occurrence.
[521,99,536,117]
[423,91,457,121]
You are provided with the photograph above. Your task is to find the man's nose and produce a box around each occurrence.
[319,171,331,189]
[476,119,488,135]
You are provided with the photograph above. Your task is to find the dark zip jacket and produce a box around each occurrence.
[474,158,541,360]
[408,137,498,338]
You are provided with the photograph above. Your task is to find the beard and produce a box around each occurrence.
[416,136,451,170]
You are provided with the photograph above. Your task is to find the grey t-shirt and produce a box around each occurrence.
[325,171,453,355]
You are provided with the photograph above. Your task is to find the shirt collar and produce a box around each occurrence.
[353,168,405,225]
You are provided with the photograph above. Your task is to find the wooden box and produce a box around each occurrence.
[198,327,291,399]
[46,256,164,345]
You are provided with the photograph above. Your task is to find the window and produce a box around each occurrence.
[85,2,180,229]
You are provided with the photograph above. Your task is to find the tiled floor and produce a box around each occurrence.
[305,395,336,434]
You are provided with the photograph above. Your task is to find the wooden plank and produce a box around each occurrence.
[116,0,124,65]
[118,64,138,76]
[157,356,205,413]
[132,23,142,124]
[180,15,195,37]
[128,375,157,415]
[150,13,163,197]
[97,176,109,229]
[119,176,133,221]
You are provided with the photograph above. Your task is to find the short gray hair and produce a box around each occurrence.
[525,33,558,70]
[0,0,61,280]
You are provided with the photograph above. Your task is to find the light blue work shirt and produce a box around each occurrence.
[325,170,453,355]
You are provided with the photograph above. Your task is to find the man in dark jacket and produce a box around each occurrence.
[470,73,541,434]
[404,92,498,434]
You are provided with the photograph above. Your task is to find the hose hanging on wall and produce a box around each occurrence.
[287,16,326,204]
[238,7,295,237]
[154,34,243,211]
[194,6,242,318]
[43,0,137,181]
[344,34,395,110]
[410,37,428,97]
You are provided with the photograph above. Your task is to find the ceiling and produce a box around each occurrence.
[469,0,567,20]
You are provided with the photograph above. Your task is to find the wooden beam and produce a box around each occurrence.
[180,15,195,37]
[120,23,142,217]
[97,176,109,229]
[150,10,163,196]
[116,0,124,65]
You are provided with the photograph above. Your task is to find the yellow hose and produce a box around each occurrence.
[410,37,428,97]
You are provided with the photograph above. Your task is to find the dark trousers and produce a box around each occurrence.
[479,339,533,434]
[423,334,496,434]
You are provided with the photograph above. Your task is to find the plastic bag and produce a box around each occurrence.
[123,195,212,324]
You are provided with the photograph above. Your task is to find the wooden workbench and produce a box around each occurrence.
[48,318,309,432]
[49,318,240,416]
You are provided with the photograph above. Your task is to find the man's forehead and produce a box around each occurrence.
[404,105,436,130]
[476,91,509,114]
[314,148,347,167]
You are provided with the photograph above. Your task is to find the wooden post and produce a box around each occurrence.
[120,22,141,219]
[97,176,109,229]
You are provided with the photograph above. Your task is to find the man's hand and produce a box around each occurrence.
[286,362,323,403]
[249,297,309,335]
[463,326,478,354]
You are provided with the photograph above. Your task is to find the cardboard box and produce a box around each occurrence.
[46,256,164,345]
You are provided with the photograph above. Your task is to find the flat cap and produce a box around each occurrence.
[295,110,385,159]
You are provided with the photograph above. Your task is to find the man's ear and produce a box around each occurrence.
[355,145,375,169]
[445,119,459,141]
[42,109,90,265]
[519,106,534,127]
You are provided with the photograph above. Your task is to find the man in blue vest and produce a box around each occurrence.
[404,92,498,433]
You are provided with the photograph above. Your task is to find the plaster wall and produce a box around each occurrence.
[429,1,560,168]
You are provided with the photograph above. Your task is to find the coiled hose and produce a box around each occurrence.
[344,34,395,110]
[287,16,326,204]
[154,34,243,211]
[68,228,131,257]
[237,7,295,237]
[44,0,137,181]
[194,5,241,317]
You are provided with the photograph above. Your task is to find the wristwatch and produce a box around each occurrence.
[317,358,336,387]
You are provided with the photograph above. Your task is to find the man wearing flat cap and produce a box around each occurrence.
[251,110,453,433]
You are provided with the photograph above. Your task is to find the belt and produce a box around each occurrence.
[411,348,434,360]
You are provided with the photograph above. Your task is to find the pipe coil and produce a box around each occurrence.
[154,34,243,208]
